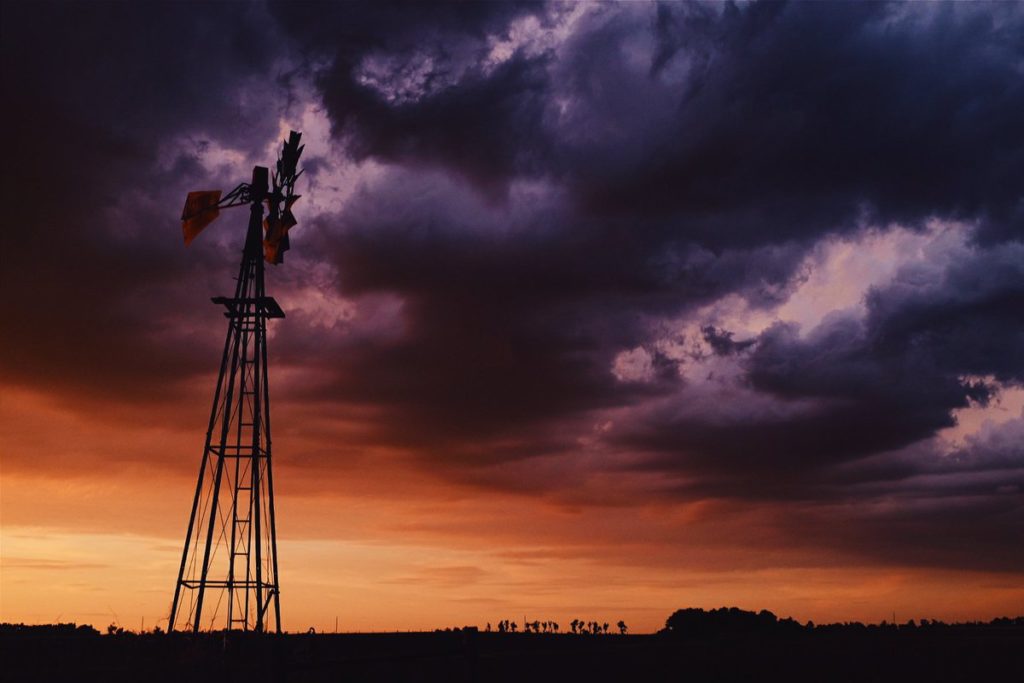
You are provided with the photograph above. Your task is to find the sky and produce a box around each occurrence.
[1,1,1022,634]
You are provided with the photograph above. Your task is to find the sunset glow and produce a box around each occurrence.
[2,1,1022,634]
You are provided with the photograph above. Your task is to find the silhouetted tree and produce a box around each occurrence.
[602,622,609,634]
[665,607,785,638]
[617,620,627,635]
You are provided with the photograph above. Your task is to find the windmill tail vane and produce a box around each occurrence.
[180,130,304,264]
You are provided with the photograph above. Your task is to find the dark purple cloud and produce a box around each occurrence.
[564,2,1024,246]
[1,1,294,399]
[268,1,548,198]
[2,1,1022,574]
[621,239,1022,469]
[274,1,1024,245]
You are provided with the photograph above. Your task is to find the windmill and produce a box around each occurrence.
[168,132,304,633]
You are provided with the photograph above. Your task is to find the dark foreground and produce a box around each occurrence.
[3,624,1022,683]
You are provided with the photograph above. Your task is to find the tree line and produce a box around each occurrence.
[662,608,1024,637]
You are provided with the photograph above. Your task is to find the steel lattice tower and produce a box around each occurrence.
[170,133,303,633]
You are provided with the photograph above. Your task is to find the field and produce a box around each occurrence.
[3,623,1022,682]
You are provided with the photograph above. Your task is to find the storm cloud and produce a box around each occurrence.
[3,0,1022,581]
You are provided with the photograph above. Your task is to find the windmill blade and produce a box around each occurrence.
[262,208,297,265]
[276,131,304,190]
[181,190,223,245]
[263,231,290,265]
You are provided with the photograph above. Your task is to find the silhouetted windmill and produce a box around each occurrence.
[169,132,304,633]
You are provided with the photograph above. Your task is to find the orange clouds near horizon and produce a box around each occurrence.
[3,386,1022,633]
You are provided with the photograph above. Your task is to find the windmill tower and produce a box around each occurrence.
[169,132,304,633]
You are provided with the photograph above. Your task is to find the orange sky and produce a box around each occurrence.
[3,384,1022,633]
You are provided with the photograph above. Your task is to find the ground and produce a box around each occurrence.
[3,624,1023,682]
